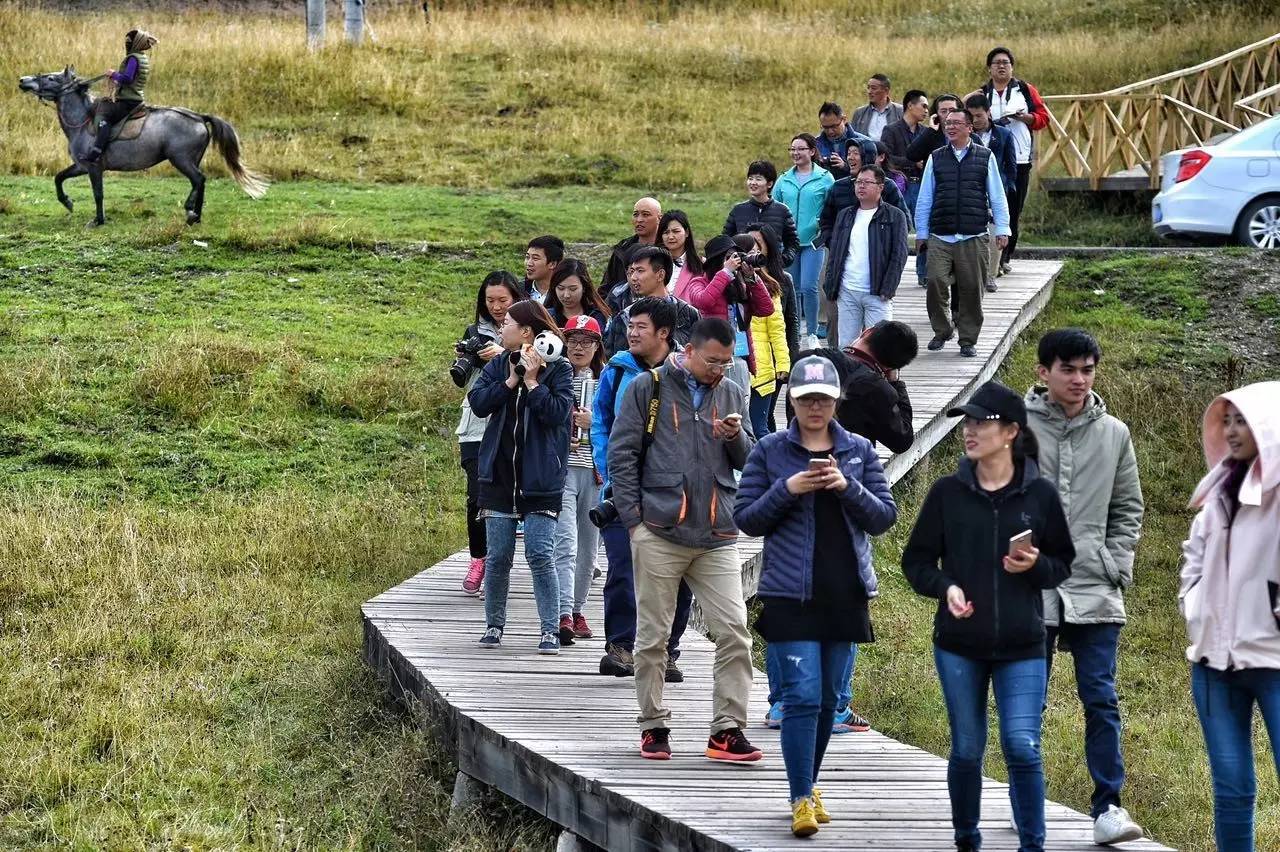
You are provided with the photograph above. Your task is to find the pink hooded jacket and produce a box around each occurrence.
[1179,381,1280,671]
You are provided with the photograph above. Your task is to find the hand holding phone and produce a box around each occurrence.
[1004,530,1038,574]
[714,412,743,441]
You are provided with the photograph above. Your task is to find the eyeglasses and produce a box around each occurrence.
[854,180,883,187]
[565,337,596,348]
[794,396,836,408]
[693,350,734,370]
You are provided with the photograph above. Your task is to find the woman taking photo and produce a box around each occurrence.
[1180,381,1280,852]
[734,354,897,837]
[656,210,706,301]
[453,271,525,596]
[902,380,1073,852]
[468,301,575,654]
[772,133,834,349]
[553,315,607,643]
[544,258,610,329]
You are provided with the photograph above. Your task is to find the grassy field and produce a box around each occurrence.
[4,0,1279,189]
[3,174,1280,848]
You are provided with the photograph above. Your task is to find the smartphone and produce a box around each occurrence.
[808,457,834,470]
[722,412,743,425]
[1009,529,1034,557]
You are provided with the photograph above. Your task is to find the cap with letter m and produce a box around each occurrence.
[788,355,841,399]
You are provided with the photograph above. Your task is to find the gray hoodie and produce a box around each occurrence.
[608,353,753,550]
[1025,387,1144,625]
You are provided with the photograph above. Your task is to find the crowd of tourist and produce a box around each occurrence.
[445,50,1280,852]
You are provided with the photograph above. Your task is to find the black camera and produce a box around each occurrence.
[735,251,767,268]
[450,335,492,387]
[589,492,619,528]
[993,116,1012,127]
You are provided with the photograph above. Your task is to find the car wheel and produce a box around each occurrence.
[1235,197,1280,249]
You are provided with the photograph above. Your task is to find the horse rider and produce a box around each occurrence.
[86,29,157,163]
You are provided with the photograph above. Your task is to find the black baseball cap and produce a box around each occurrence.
[947,381,1027,428]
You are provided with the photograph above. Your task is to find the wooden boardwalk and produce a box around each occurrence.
[363,260,1175,851]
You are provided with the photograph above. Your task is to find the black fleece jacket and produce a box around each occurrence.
[902,458,1074,661]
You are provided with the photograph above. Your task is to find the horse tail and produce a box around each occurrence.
[203,114,269,199]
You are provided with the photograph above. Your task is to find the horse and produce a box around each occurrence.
[17,66,269,226]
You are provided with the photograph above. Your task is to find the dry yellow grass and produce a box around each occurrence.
[4,1,1276,188]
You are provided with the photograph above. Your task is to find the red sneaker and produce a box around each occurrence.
[571,612,593,639]
[706,727,763,762]
[462,558,485,596]
[640,727,671,760]
[558,615,576,646]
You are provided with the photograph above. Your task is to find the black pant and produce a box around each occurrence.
[1004,162,1032,263]
[459,442,485,559]
[94,98,141,147]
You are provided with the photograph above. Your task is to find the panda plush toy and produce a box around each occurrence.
[532,330,564,363]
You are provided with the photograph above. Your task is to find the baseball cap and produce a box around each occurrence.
[788,355,842,399]
[947,380,1027,427]
[562,315,603,339]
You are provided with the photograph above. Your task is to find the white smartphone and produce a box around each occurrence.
[1009,529,1034,557]
[808,457,834,470]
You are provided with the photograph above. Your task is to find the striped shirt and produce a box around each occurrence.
[569,371,598,469]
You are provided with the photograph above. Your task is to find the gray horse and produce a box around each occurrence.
[18,66,268,225]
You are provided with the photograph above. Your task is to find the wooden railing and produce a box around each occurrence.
[1036,34,1280,189]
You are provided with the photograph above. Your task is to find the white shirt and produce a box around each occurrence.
[988,84,1033,164]
[866,106,891,141]
[841,207,876,293]
[529,284,549,305]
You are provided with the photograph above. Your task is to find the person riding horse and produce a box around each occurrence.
[86,29,157,163]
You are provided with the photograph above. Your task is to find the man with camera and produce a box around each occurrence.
[591,296,694,680]
[815,102,871,182]
[601,246,700,358]
[609,317,760,762]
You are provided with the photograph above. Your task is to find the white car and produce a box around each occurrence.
[1152,114,1280,248]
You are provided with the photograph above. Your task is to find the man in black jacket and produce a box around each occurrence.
[817,141,909,248]
[602,246,700,357]
[821,166,908,349]
[882,89,930,211]
[603,197,662,312]
[721,160,801,267]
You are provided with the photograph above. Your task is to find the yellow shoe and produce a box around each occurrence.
[791,797,819,837]
[811,787,831,823]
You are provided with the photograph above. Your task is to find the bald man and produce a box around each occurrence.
[603,197,661,315]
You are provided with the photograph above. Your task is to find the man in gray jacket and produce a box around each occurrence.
[1025,329,1145,846]
[609,317,761,762]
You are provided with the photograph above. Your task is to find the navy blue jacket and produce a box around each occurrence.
[468,354,574,505]
[978,125,1018,198]
[734,420,897,601]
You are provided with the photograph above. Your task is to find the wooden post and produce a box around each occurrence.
[305,0,325,50]
[345,0,365,45]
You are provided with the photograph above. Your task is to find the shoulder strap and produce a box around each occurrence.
[638,368,662,474]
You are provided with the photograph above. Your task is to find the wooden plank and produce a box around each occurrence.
[362,259,1177,851]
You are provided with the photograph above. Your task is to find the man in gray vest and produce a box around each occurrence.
[913,110,1010,357]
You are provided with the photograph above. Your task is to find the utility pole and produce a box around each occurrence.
[305,0,325,50]
[345,0,365,45]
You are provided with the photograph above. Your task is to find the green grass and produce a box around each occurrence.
[826,254,1277,852]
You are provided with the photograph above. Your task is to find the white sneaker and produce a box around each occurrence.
[1093,805,1143,845]
[803,334,820,350]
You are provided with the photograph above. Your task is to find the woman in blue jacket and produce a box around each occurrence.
[772,134,835,349]
[733,354,898,837]
[468,300,575,654]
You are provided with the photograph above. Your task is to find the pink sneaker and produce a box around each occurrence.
[462,558,485,596]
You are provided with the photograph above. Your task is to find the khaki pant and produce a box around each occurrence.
[631,525,753,734]
[926,235,989,348]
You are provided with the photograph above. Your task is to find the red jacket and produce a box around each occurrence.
[686,269,775,374]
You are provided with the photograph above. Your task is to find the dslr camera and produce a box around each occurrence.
[588,488,619,528]
[450,334,492,387]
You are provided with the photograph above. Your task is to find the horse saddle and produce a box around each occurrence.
[94,102,150,142]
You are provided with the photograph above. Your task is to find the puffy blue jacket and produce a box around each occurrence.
[591,349,651,488]
[468,354,574,503]
[734,419,898,600]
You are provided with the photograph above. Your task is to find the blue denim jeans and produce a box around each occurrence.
[553,466,599,615]
[1191,663,1280,852]
[786,245,826,336]
[599,519,691,655]
[1046,623,1125,818]
[483,512,560,635]
[768,640,853,801]
[903,178,921,215]
[749,389,776,439]
[934,647,1047,852]
[835,289,893,348]
[767,642,858,712]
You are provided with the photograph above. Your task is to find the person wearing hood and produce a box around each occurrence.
[1023,329,1145,845]
[734,354,898,836]
[1179,380,1280,852]
[817,139,910,248]
[902,380,1074,852]
[722,160,801,268]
